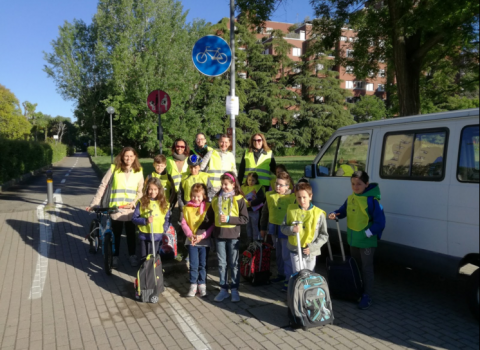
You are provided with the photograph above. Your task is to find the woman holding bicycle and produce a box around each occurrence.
[87,147,144,269]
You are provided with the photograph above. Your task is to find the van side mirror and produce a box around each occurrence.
[304,165,315,178]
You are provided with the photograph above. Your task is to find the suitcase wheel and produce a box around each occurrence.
[150,295,159,303]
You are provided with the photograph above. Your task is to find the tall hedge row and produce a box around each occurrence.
[0,139,71,184]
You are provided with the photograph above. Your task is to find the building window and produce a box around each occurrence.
[378,69,385,77]
[292,48,302,57]
[293,83,302,89]
[316,96,324,103]
[346,81,354,89]
[348,37,354,42]
[381,129,448,180]
[378,84,385,91]
[346,50,354,58]
[316,64,324,71]
[366,83,374,91]
[263,48,270,55]
[346,66,354,74]
[293,67,301,74]
[266,27,273,33]
[341,36,347,41]
[238,72,247,79]
[354,81,365,89]
[458,125,480,183]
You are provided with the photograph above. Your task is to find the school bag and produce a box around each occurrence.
[240,238,272,286]
[159,225,177,258]
[325,217,363,301]
[287,226,334,329]
[134,211,164,303]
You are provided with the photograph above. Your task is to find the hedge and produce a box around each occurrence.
[0,139,72,184]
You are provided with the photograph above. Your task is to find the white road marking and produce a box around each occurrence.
[164,293,211,350]
[29,189,63,300]
[61,179,66,184]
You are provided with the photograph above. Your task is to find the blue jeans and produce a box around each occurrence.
[216,238,240,290]
[188,245,207,285]
[269,224,291,278]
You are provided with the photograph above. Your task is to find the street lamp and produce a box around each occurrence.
[92,125,97,157]
[106,106,115,163]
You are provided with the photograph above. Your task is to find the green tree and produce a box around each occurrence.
[291,47,354,148]
[350,95,387,122]
[310,0,479,117]
[34,112,52,141]
[0,85,31,139]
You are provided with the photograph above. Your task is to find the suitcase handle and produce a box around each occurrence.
[326,217,346,263]
[292,221,305,270]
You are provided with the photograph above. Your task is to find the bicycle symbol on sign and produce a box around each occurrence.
[196,47,228,65]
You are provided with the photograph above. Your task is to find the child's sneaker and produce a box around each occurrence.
[358,294,372,310]
[198,284,207,297]
[231,288,240,303]
[186,284,197,298]
[214,289,230,302]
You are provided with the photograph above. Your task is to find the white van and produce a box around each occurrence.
[304,108,479,316]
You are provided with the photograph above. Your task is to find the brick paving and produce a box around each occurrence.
[0,153,478,350]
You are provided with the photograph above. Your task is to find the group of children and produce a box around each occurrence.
[130,154,385,309]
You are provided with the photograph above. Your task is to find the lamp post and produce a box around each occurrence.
[92,125,97,157]
[106,106,115,164]
[229,0,236,156]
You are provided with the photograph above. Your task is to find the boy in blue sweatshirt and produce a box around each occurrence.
[329,171,385,310]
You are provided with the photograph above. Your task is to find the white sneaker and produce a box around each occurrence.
[231,288,240,303]
[129,255,138,267]
[186,284,197,297]
[198,284,207,297]
[214,289,230,302]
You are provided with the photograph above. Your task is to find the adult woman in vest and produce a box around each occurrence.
[166,138,191,193]
[206,134,237,193]
[87,147,144,268]
[191,133,214,171]
[238,133,277,191]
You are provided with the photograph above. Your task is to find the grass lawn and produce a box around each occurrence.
[91,155,316,183]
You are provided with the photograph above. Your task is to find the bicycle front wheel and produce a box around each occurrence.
[104,232,113,275]
[88,220,100,254]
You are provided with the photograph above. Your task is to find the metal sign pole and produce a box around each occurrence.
[230,0,236,156]
[110,112,114,164]
[157,91,164,155]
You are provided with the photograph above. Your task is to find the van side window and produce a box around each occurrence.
[381,129,448,180]
[317,133,370,176]
[458,125,479,183]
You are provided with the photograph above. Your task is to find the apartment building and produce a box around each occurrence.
[255,20,388,102]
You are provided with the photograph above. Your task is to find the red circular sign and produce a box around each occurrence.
[147,90,171,114]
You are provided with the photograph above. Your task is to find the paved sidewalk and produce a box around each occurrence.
[0,153,478,350]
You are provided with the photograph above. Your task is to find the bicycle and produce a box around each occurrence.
[196,47,228,64]
[87,207,119,275]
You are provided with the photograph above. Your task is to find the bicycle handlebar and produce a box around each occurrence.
[90,207,119,215]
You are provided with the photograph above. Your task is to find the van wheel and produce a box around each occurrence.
[467,269,479,320]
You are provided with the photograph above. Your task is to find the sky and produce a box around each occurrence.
[0,0,314,121]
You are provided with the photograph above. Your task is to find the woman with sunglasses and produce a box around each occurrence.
[166,138,191,192]
[238,133,277,192]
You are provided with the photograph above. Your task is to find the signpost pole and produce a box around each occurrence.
[229,0,236,156]
[158,111,163,155]
[110,112,114,164]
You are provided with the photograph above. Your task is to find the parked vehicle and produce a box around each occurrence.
[304,108,479,318]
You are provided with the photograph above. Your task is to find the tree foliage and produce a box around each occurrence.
[0,85,31,139]
[350,95,387,122]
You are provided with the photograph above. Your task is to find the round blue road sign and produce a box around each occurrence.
[192,35,232,77]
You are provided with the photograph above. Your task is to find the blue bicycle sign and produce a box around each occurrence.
[192,35,232,77]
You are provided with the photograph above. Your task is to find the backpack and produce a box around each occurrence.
[240,241,272,285]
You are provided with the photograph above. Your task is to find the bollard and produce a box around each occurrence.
[46,170,54,207]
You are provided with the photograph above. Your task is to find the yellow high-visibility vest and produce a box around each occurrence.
[244,150,273,186]
[183,203,211,236]
[166,156,189,191]
[266,191,297,225]
[181,173,210,202]
[207,150,223,188]
[138,200,167,234]
[109,164,143,208]
[212,195,243,228]
[148,172,173,201]
[286,204,325,248]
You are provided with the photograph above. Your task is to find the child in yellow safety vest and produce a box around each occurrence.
[328,171,386,310]
[207,172,248,303]
[178,154,215,210]
[260,171,297,292]
[145,155,177,209]
[281,182,329,280]
[132,178,171,263]
[181,183,215,298]
[241,172,265,242]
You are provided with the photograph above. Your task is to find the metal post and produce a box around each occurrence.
[158,111,163,155]
[93,125,97,157]
[109,112,114,164]
[46,170,54,207]
[230,0,236,156]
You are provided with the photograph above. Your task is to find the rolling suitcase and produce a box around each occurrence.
[325,217,363,301]
[240,237,272,286]
[287,222,334,329]
[134,212,164,303]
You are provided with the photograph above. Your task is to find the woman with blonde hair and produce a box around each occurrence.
[238,133,277,191]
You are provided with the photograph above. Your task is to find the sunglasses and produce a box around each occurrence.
[253,139,263,142]
[175,145,186,149]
